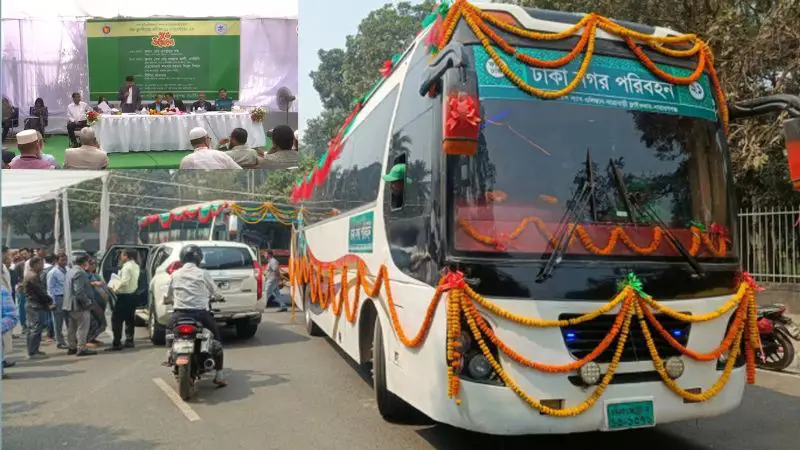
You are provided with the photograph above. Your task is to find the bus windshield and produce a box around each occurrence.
[447,46,733,261]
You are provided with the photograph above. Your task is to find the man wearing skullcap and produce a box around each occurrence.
[8,130,54,169]
[179,127,242,170]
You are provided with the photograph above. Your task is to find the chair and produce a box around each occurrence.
[24,106,49,140]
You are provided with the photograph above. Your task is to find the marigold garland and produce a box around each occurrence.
[291,253,760,416]
[457,216,728,257]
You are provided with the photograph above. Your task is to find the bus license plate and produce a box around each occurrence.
[604,399,655,431]
[172,341,194,353]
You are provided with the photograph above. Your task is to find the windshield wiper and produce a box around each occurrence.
[536,149,596,283]
[607,158,705,278]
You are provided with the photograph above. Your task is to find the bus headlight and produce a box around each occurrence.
[578,362,602,385]
[467,354,493,380]
[664,357,685,379]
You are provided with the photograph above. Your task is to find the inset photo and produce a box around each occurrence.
[2,1,298,170]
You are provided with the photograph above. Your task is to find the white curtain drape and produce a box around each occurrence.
[238,18,298,112]
[1,19,88,134]
[1,17,298,133]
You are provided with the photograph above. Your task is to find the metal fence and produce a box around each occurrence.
[737,208,800,284]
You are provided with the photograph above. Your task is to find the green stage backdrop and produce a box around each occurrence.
[87,19,240,101]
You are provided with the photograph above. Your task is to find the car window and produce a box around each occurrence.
[150,247,172,275]
[199,247,253,270]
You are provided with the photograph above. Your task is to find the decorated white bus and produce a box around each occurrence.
[288,0,792,435]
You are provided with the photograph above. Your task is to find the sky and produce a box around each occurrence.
[298,0,425,134]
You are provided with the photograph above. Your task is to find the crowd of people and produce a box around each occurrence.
[0,246,142,379]
[1,74,299,171]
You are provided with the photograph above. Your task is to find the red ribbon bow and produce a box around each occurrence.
[709,223,730,242]
[441,270,467,291]
[379,60,393,77]
[494,232,510,252]
[446,94,480,132]
[741,272,765,292]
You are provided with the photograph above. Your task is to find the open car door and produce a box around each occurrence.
[99,244,154,309]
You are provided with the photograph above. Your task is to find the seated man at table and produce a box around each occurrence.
[64,128,108,170]
[218,128,260,168]
[179,127,242,170]
[214,89,233,111]
[147,94,167,112]
[66,92,92,147]
[261,125,299,171]
[191,92,214,112]
[164,93,185,112]
[8,129,55,169]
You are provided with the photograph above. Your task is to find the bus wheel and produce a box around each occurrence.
[372,319,415,422]
[304,285,324,337]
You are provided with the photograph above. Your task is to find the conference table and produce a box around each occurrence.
[91,111,267,153]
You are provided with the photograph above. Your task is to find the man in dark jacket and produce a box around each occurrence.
[21,257,54,359]
[117,75,142,113]
[164,93,185,112]
[62,255,97,356]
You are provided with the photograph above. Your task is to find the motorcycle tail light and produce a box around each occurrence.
[176,324,197,335]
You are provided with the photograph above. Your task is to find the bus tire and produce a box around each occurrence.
[304,285,324,337]
[373,318,414,422]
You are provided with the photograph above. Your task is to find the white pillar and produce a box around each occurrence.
[99,175,110,253]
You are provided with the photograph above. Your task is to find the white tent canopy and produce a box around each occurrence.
[1,0,297,19]
[1,170,110,256]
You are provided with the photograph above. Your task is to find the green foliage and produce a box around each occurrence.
[261,152,317,198]
[303,1,435,154]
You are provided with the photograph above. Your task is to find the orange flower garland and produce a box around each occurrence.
[457,216,727,257]
[291,253,761,415]
[432,0,729,130]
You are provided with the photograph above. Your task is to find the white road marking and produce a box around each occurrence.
[152,377,201,422]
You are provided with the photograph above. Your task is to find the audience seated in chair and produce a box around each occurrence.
[2,97,19,142]
[24,98,49,139]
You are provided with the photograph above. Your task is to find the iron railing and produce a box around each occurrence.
[737,208,800,284]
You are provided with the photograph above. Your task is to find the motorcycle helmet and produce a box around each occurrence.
[179,244,203,265]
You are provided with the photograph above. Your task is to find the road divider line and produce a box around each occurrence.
[152,377,201,422]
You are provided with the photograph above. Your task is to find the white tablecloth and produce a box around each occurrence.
[91,112,267,153]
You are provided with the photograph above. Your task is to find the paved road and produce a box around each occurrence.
[3,309,800,450]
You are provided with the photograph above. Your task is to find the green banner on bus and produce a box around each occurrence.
[348,211,374,253]
[473,46,717,121]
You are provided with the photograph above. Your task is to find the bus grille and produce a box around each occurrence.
[559,313,690,363]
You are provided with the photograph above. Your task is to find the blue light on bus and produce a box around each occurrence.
[671,329,683,338]
[565,331,578,342]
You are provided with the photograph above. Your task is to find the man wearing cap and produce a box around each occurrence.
[2,148,15,169]
[8,129,55,169]
[383,163,407,209]
[179,127,242,170]
[65,128,109,170]
[117,75,142,113]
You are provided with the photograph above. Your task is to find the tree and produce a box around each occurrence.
[303,1,435,155]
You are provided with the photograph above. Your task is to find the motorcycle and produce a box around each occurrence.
[755,303,800,371]
[167,297,225,401]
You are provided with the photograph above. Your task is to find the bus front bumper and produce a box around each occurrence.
[437,367,746,435]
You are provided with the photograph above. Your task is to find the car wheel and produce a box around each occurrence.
[149,303,166,346]
[235,321,258,339]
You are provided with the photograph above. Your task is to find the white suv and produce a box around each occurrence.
[100,241,266,345]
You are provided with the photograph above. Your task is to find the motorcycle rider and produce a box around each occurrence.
[164,245,227,387]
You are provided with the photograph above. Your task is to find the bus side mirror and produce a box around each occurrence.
[419,42,469,98]
[784,117,800,190]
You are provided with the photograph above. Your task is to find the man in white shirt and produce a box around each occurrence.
[179,127,242,170]
[64,128,109,170]
[66,92,92,148]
